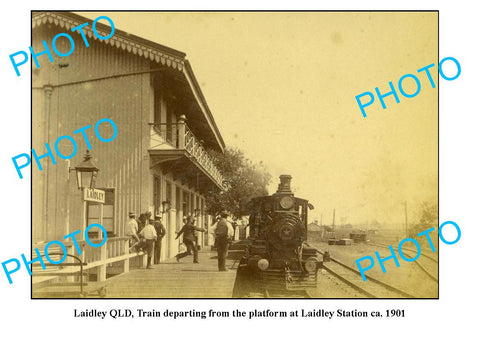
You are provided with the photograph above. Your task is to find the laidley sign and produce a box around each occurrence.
[84,188,105,204]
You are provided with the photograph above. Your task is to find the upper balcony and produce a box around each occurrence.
[148,115,224,190]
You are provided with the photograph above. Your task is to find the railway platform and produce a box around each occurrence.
[101,250,237,298]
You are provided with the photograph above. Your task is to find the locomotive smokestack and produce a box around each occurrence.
[276,174,293,194]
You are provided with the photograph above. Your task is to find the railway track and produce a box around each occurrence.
[321,260,415,298]
[264,289,312,298]
[233,243,425,298]
[232,262,313,298]
[306,244,417,298]
[368,242,438,263]
[237,287,312,298]
[367,242,438,282]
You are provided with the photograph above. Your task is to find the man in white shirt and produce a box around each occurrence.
[139,218,157,269]
[126,212,140,251]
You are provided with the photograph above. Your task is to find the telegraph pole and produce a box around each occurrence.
[332,208,336,228]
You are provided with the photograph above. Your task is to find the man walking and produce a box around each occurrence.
[152,214,166,264]
[175,216,205,263]
[214,211,234,271]
[139,217,157,269]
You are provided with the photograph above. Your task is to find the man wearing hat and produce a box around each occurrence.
[152,214,166,264]
[125,212,140,251]
[175,216,206,263]
[139,217,157,269]
[213,211,234,271]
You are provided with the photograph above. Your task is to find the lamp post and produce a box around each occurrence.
[71,150,101,239]
[160,200,171,214]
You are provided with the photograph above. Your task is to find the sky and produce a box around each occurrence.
[80,11,438,226]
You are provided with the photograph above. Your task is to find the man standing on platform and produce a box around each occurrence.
[126,212,140,251]
[139,217,157,269]
[213,211,234,271]
[152,214,166,264]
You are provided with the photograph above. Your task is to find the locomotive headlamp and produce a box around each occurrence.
[304,257,318,272]
[257,258,269,271]
[279,196,294,209]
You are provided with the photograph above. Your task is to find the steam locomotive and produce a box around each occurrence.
[232,175,328,297]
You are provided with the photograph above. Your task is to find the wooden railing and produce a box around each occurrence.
[80,236,129,265]
[32,236,147,284]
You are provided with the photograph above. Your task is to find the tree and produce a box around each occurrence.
[206,147,271,218]
[408,200,438,238]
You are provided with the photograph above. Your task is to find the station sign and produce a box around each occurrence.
[84,188,105,203]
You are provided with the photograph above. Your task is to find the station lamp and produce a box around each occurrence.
[161,200,171,213]
[74,150,99,189]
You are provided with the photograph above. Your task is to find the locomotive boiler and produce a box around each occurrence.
[232,175,327,297]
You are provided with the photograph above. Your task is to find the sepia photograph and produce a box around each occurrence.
[31,11,438,298]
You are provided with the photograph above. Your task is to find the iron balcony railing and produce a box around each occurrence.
[149,119,223,186]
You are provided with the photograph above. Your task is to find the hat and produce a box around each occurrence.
[220,210,228,218]
[128,211,136,217]
[155,213,162,219]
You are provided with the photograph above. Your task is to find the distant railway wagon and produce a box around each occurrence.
[350,232,367,243]
[336,238,353,246]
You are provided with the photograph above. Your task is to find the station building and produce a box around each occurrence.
[32,12,226,269]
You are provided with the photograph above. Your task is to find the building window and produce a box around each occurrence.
[153,86,178,147]
[87,188,115,237]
